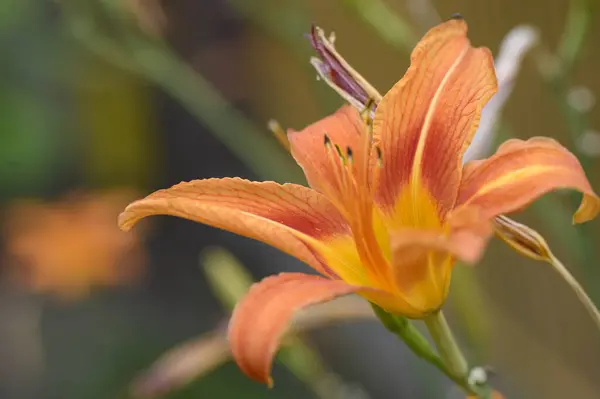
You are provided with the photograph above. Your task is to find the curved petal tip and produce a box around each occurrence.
[458,138,600,223]
[227,273,360,385]
[573,193,600,224]
[118,206,138,231]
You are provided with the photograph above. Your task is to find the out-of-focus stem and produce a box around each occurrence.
[342,0,418,51]
[278,337,368,399]
[556,0,595,79]
[534,0,599,285]
[131,42,304,184]
[62,3,303,184]
[202,248,367,399]
[536,0,595,163]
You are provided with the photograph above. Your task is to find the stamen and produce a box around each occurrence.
[369,146,383,198]
[319,134,352,221]
[360,98,375,124]
[319,124,392,289]
[346,147,354,164]
[375,146,383,167]
[268,119,290,152]
[334,144,345,164]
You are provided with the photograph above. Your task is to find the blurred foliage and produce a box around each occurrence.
[128,248,373,399]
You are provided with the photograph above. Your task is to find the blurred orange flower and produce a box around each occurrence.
[118,19,599,385]
[4,189,145,300]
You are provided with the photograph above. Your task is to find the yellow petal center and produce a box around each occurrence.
[315,178,451,317]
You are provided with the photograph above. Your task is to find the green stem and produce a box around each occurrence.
[423,311,468,378]
[372,305,490,397]
[372,305,447,372]
[424,311,492,399]
[547,254,600,333]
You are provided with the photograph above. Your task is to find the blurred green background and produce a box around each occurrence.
[1,0,600,398]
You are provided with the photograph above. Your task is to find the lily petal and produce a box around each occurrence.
[445,205,494,264]
[228,273,363,385]
[373,18,497,215]
[118,178,350,275]
[389,208,492,313]
[457,138,600,223]
[288,105,369,201]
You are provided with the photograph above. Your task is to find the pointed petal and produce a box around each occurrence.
[118,178,350,274]
[456,138,600,223]
[373,19,497,215]
[228,273,363,385]
[287,105,367,197]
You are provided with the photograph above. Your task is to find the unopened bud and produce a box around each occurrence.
[309,25,382,116]
[493,215,551,261]
[494,216,600,335]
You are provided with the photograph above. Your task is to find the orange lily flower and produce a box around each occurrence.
[118,19,599,385]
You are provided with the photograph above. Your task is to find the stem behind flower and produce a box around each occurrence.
[372,305,492,397]
[423,311,468,377]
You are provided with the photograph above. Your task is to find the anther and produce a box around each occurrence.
[450,13,463,20]
[324,134,331,147]
[375,146,383,167]
[346,147,354,164]
[334,144,345,163]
